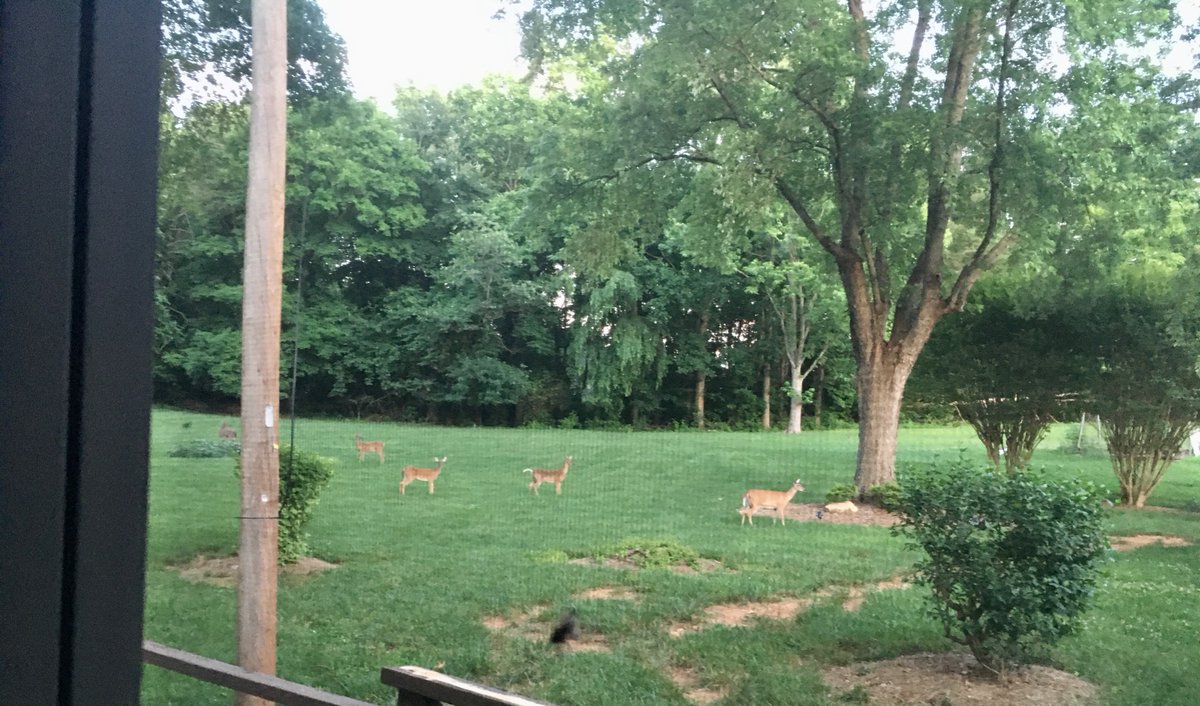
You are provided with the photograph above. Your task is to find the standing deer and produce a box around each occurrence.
[400,456,447,495]
[524,456,573,495]
[354,432,385,464]
[218,419,237,439]
[739,479,806,526]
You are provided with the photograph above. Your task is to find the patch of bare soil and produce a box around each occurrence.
[668,578,911,637]
[667,666,727,705]
[481,605,610,654]
[824,651,1097,706]
[171,554,338,587]
[573,586,639,601]
[779,502,902,527]
[567,557,726,574]
[1109,534,1192,551]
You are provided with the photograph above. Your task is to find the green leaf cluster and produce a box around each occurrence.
[895,461,1110,672]
[278,448,335,565]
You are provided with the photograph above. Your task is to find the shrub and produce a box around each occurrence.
[278,449,335,564]
[825,483,858,503]
[895,461,1109,672]
[864,482,902,512]
[169,439,240,458]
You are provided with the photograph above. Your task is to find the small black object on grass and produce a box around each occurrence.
[550,609,579,646]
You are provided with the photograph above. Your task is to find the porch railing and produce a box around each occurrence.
[143,641,557,706]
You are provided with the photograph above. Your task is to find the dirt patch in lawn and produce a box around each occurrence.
[568,556,726,574]
[666,666,727,705]
[823,651,1097,706]
[1109,534,1192,551]
[669,577,911,637]
[774,502,902,527]
[573,586,639,601]
[171,554,338,588]
[482,605,610,654]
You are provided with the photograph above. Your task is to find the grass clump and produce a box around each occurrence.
[594,537,700,569]
[168,439,240,458]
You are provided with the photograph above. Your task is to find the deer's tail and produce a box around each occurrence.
[741,493,750,508]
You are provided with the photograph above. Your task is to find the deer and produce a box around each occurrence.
[524,456,573,495]
[739,479,806,526]
[354,432,385,464]
[218,419,237,440]
[400,456,447,495]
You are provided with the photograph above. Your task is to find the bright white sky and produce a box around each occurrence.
[318,1,528,106]
[318,1,1197,108]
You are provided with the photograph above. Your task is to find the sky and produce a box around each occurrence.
[318,1,528,106]
[318,1,1198,109]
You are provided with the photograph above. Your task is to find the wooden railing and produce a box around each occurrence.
[143,641,375,706]
[381,666,557,706]
[143,641,558,706]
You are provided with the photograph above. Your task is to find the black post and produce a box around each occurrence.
[0,1,161,704]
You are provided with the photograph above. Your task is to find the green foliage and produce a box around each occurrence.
[825,483,858,504]
[167,439,240,458]
[864,483,902,512]
[593,537,700,570]
[895,461,1110,671]
[278,448,335,564]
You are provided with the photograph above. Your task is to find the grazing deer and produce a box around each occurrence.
[740,479,806,526]
[218,419,237,440]
[525,456,573,495]
[400,456,447,495]
[354,432,385,464]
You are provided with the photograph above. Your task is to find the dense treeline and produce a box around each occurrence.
[156,0,1199,446]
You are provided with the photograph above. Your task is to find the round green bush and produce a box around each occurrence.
[895,461,1109,671]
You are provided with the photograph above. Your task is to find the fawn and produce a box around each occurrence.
[354,432,385,464]
[525,456,573,495]
[218,419,237,439]
[400,456,447,495]
[740,479,806,526]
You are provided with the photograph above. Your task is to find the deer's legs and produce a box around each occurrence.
[428,480,435,494]
[555,482,562,495]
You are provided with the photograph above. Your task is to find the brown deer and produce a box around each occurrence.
[525,456,573,495]
[218,419,237,440]
[400,456,447,495]
[740,479,806,526]
[354,432,385,464]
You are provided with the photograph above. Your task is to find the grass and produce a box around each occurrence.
[141,409,1200,705]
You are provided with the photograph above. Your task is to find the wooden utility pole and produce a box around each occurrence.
[238,0,287,703]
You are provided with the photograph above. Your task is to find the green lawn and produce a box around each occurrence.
[140,409,1200,705]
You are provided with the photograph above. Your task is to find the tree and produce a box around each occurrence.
[909,287,1085,472]
[161,0,348,107]
[520,0,1188,488]
[1076,275,1200,507]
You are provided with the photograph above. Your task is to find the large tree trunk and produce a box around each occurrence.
[853,358,910,490]
[761,364,772,430]
[694,370,706,429]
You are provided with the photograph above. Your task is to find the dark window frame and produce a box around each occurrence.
[0,1,161,704]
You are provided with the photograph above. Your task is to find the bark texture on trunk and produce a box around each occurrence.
[853,361,908,490]
[694,371,706,429]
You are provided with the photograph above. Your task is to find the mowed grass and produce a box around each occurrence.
[141,410,1200,705]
